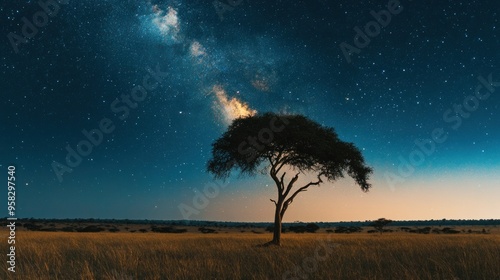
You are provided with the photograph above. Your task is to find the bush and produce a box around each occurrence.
[151,226,187,233]
[409,227,431,234]
[305,223,320,233]
[60,227,75,232]
[334,226,362,233]
[77,225,105,232]
[441,228,460,234]
[24,223,42,231]
[288,226,307,233]
[39,227,58,232]
[286,223,320,233]
[198,227,217,234]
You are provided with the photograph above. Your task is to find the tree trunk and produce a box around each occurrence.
[270,200,283,246]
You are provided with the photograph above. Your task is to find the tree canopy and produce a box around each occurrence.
[207,112,372,191]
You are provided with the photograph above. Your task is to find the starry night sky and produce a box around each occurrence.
[1,0,499,221]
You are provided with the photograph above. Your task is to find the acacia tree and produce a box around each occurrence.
[207,113,372,246]
[371,218,392,234]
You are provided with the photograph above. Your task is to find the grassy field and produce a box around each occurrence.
[1,231,500,280]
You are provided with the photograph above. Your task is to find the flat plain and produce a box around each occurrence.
[1,226,500,280]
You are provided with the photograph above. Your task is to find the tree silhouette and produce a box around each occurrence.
[371,218,392,234]
[207,113,372,246]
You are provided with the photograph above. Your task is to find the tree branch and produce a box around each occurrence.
[274,150,283,165]
[268,155,275,167]
[282,172,300,199]
[275,157,292,174]
[280,174,324,218]
[269,156,283,194]
[279,172,286,191]
[270,199,277,205]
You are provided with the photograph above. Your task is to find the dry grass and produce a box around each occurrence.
[1,231,500,280]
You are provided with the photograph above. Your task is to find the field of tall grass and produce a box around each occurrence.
[1,231,499,279]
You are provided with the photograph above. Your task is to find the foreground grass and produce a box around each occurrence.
[1,231,500,280]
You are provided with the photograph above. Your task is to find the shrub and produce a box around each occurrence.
[77,225,105,232]
[151,226,187,233]
[198,227,217,234]
[334,226,362,233]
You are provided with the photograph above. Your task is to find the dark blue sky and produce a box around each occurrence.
[1,0,499,221]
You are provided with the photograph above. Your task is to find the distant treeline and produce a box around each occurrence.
[3,218,500,228]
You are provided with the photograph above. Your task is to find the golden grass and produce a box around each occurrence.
[1,231,500,280]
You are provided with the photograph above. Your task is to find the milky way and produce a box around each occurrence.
[142,2,260,125]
